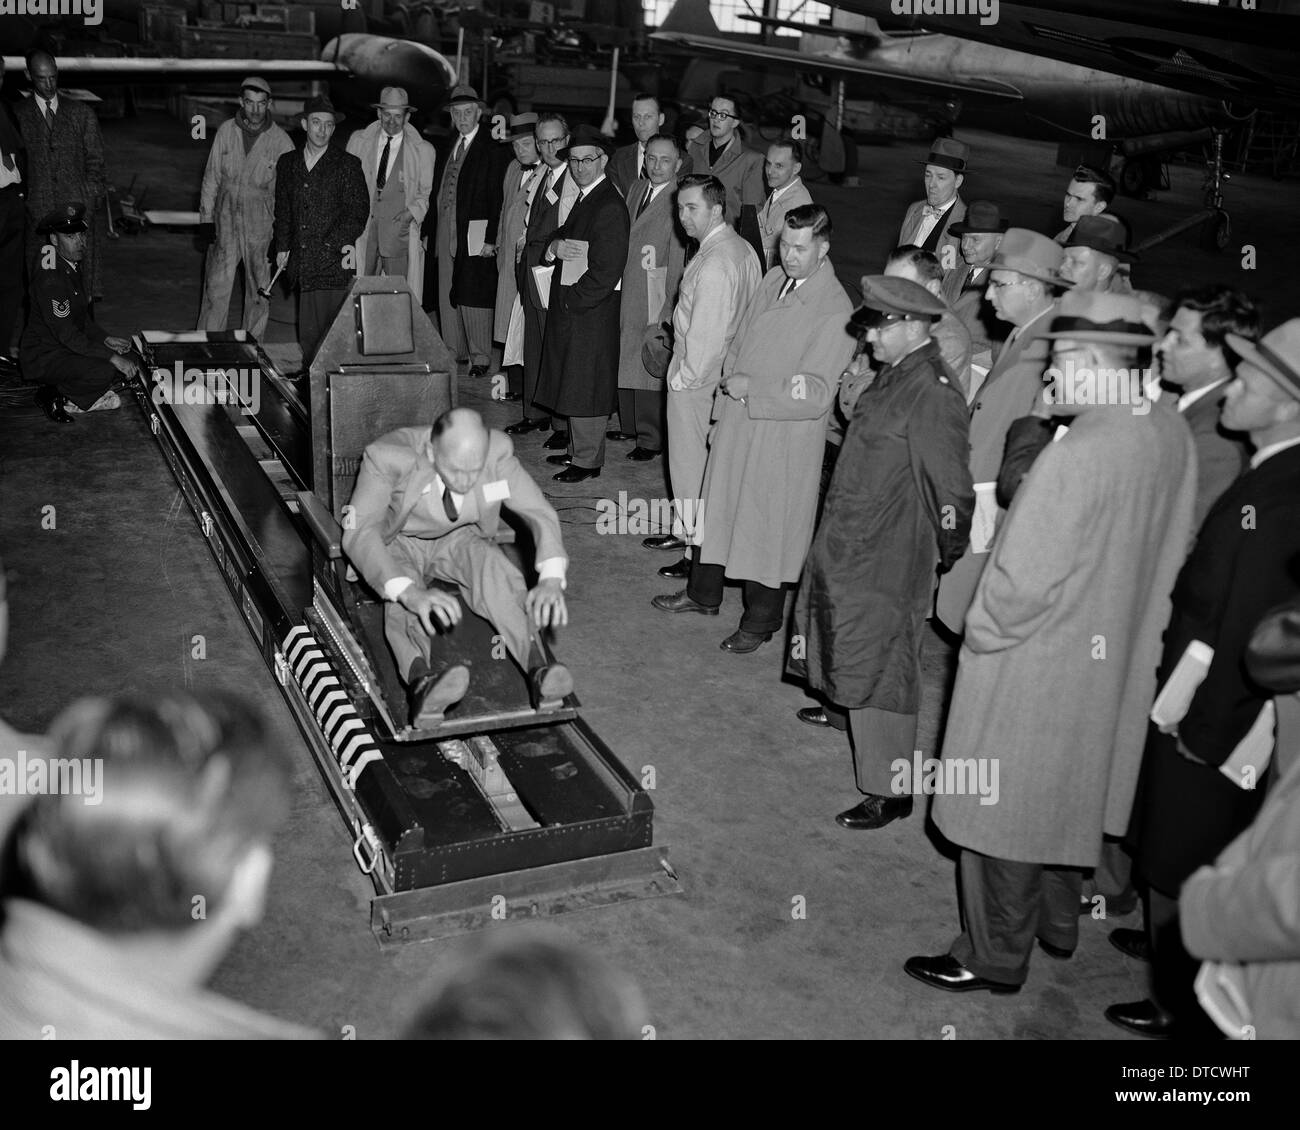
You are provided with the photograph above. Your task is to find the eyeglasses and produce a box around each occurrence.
[708,108,738,120]
[537,136,568,148]
[567,155,603,168]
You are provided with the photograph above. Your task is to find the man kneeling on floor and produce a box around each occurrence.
[343,407,572,725]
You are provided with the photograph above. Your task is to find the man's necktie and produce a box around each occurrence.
[639,150,649,181]
[923,204,946,220]
[441,486,458,522]
[779,276,796,301]
[42,103,54,131]
[453,136,465,163]
[636,184,653,219]
[377,136,391,190]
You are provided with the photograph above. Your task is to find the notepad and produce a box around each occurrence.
[561,240,589,285]
[530,265,554,310]
[467,219,488,257]
[1150,641,1214,729]
[968,482,998,555]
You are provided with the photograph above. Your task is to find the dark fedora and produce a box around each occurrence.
[1063,214,1138,263]
[301,94,343,122]
[950,200,1009,235]
[445,84,487,110]
[559,123,615,159]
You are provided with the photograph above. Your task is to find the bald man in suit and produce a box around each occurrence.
[342,408,572,725]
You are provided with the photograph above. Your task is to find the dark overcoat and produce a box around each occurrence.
[273,144,369,292]
[1135,445,1300,893]
[432,129,510,310]
[533,177,630,419]
[790,339,974,710]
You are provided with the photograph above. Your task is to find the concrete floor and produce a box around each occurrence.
[1,111,1296,1040]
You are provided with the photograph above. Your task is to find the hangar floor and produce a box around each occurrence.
[2,112,1296,1040]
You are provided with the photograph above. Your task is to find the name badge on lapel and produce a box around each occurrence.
[482,480,510,503]
[545,187,559,205]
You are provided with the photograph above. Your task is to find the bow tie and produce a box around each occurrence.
[522,162,539,170]
[922,204,948,220]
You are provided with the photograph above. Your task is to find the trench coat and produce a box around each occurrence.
[493,159,542,338]
[346,121,436,304]
[790,339,974,710]
[932,399,1196,867]
[696,260,855,589]
[533,177,630,419]
[618,178,686,392]
[934,301,1057,634]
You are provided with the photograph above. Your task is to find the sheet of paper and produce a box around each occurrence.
[1150,640,1214,728]
[530,265,554,310]
[646,265,667,324]
[1220,698,1275,789]
[466,219,488,257]
[561,240,589,286]
[968,482,999,556]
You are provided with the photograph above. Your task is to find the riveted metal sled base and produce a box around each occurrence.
[371,846,682,948]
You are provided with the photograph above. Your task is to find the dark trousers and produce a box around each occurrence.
[505,362,523,398]
[949,849,1082,986]
[618,387,663,451]
[0,187,22,357]
[687,560,785,635]
[298,286,349,368]
[521,298,551,427]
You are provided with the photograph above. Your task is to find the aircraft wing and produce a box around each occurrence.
[649,31,1023,101]
[838,0,1300,110]
[0,56,344,81]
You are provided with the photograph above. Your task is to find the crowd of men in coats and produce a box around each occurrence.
[7,55,1300,1040]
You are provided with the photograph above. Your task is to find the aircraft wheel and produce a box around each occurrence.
[1119,157,1151,197]
[1200,210,1231,253]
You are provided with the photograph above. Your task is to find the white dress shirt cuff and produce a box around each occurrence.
[384,577,415,601]
[537,558,567,589]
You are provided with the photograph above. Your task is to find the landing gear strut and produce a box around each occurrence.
[1134,129,1231,256]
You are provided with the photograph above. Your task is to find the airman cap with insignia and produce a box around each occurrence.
[851,274,948,331]
[37,201,88,235]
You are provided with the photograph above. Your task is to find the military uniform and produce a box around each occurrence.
[19,203,118,412]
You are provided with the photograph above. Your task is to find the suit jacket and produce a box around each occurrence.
[934,300,1056,634]
[346,122,436,302]
[1181,381,1249,528]
[941,264,1000,357]
[1135,445,1300,894]
[610,141,642,199]
[618,177,686,391]
[534,177,630,418]
[0,99,26,186]
[685,133,765,225]
[272,144,369,291]
[756,178,813,269]
[519,164,575,308]
[429,127,510,309]
[897,195,966,268]
[19,256,111,382]
[342,425,566,595]
[1180,726,1300,1039]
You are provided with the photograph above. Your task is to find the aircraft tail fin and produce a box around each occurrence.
[659,0,721,36]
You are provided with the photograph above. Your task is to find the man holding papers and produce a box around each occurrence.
[534,125,631,484]
[907,292,1196,997]
[1113,317,1300,1039]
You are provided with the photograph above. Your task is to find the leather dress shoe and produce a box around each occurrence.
[658,557,690,580]
[543,431,571,450]
[1105,999,1176,1039]
[505,418,547,435]
[606,429,636,441]
[643,534,687,552]
[530,663,573,709]
[553,464,599,483]
[719,628,771,653]
[35,385,74,423]
[904,954,1021,995]
[626,446,660,461]
[1037,938,1075,961]
[498,390,522,402]
[1109,927,1152,963]
[836,794,913,829]
[408,664,471,727]
[651,590,718,616]
[546,453,571,466]
[796,706,830,727]
[468,364,490,378]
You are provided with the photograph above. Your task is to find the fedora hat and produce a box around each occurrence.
[950,200,1008,235]
[1227,319,1300,403]
[508,111,539,138]
[372,86,412,112]
[301,94,343,122]
[1038,290,1157,346]
[1063,214,1138,263]
[988,227,1068,287]
[917,136,969,173]
[445,85,487,109]
[559,123,615,159]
